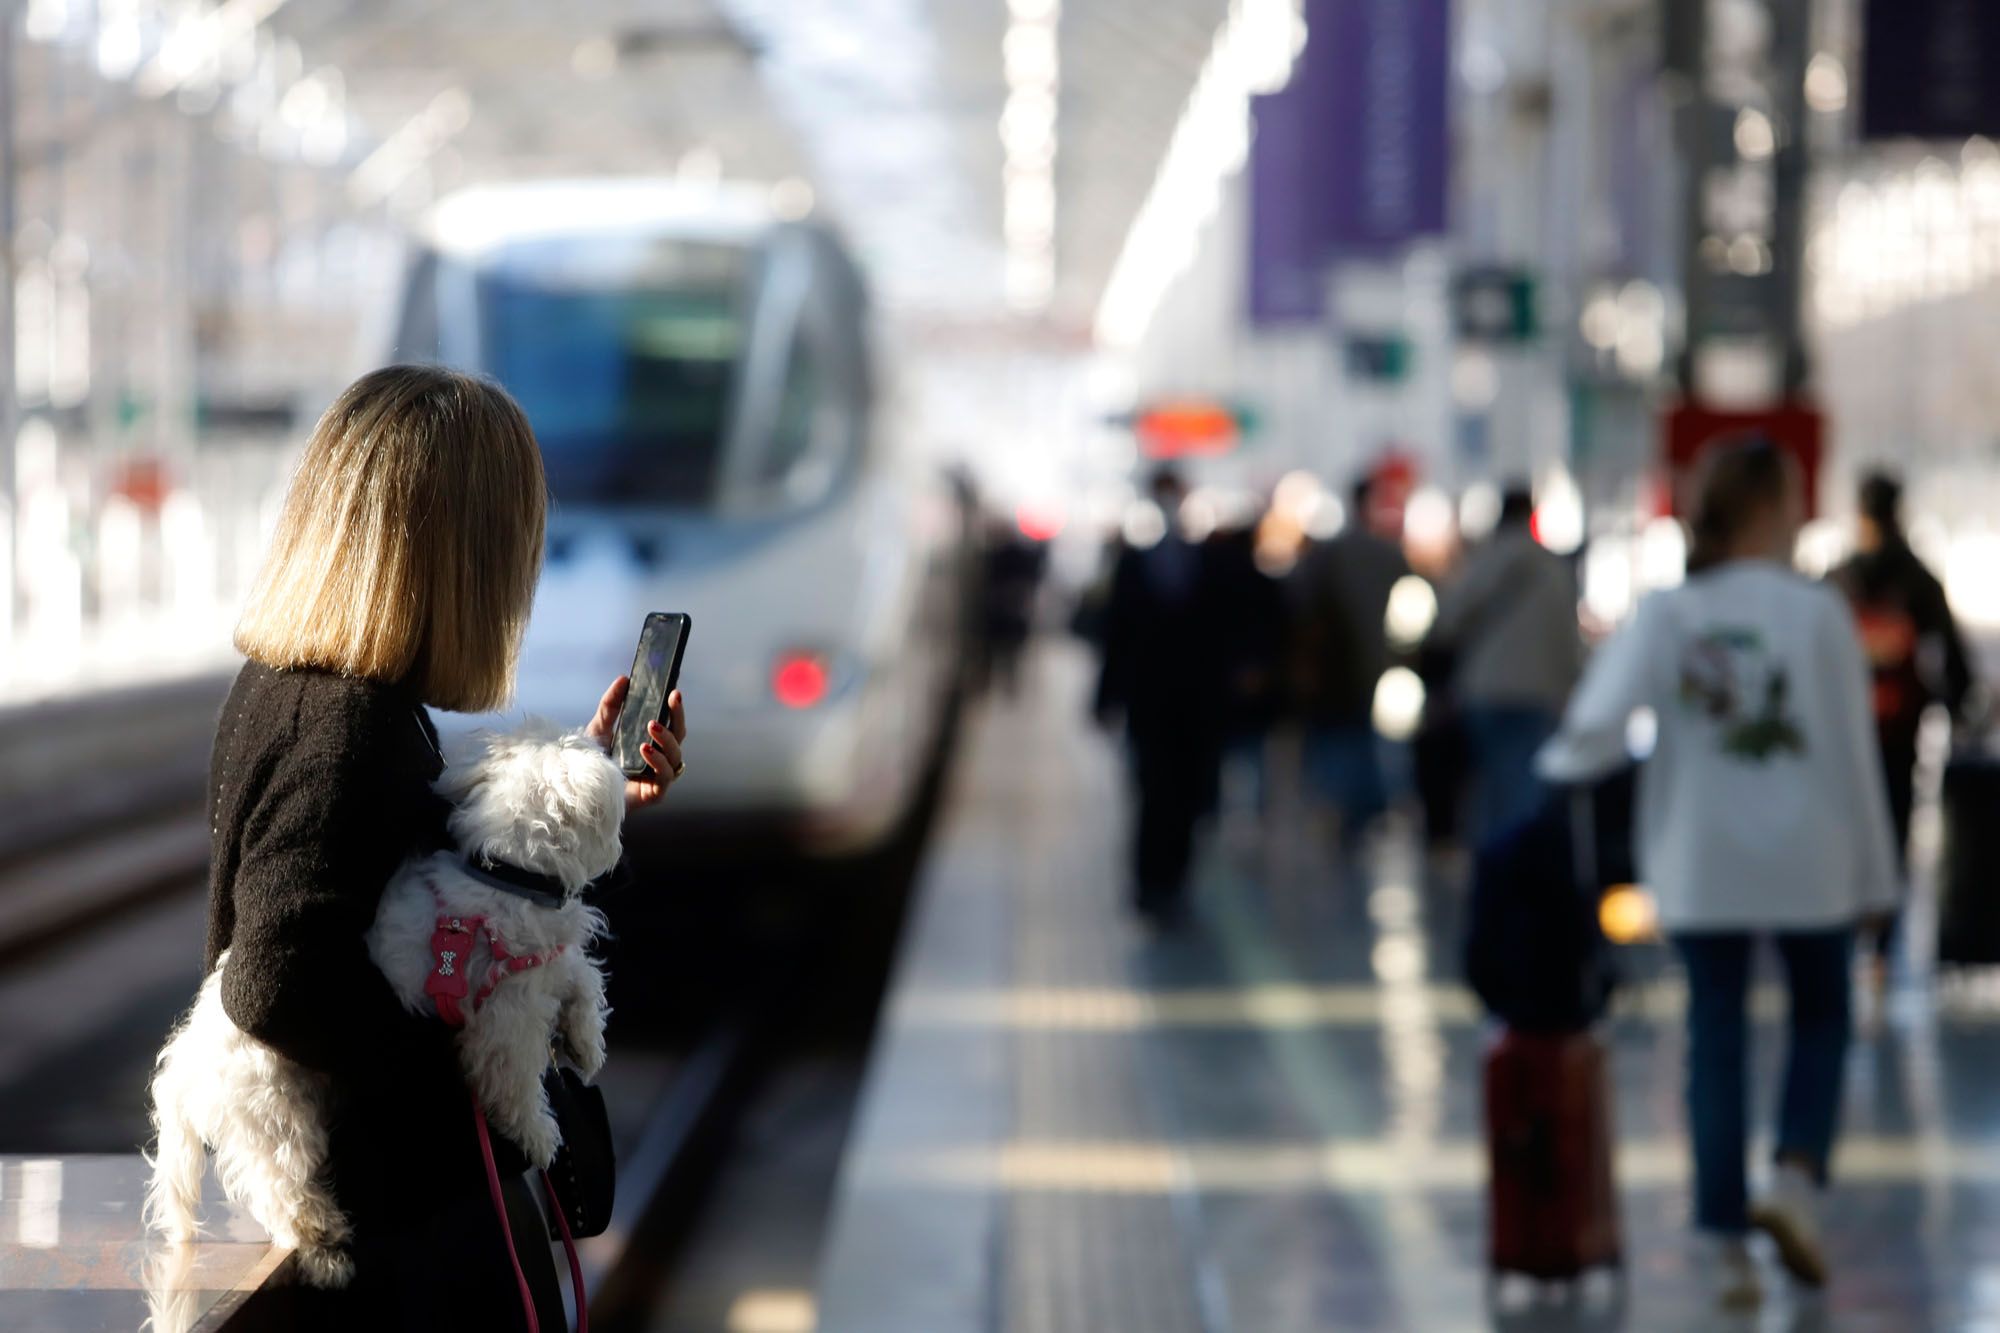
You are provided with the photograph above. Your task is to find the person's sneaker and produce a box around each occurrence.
[1697,1232,1763,1311]
[1750,1163,1829,1287]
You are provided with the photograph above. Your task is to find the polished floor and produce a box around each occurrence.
[816,644,2000,1333]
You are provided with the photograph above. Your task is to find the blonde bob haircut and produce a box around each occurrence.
[235,365,547,713]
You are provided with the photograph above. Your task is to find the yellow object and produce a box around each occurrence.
[1599,884,1660,945]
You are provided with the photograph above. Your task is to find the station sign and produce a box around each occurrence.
[1113,399,1261,459]
[1661,399,1824,518]
[1344,334,1413,382]
[1453,267,1538,343]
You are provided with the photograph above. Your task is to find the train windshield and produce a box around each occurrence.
[472,236,749,506]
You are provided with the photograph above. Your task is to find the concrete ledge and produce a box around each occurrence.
[0,1154,285,1333]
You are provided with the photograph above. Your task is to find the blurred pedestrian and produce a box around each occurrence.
[206,366,685,1328]
[1539,439,1897,1310]
[1288,476,1408,846]
[1426,484,1582,843]
[1208,510,1287,820]
[1094,467,1227,922]
[1827,469,1976,982]
[980,515,1048,697]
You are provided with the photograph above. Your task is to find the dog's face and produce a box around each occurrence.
[435,720,625,893]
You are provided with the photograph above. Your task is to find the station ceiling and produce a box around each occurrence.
[269,0,1231,334]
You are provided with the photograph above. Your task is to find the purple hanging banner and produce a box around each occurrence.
[1247,83,1326,326]
[1312,0,1451,255]
[1247,0,1451,325]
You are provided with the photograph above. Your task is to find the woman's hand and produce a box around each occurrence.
[585,677,689,813]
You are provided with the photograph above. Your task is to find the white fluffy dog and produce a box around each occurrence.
[147,719,623,1287]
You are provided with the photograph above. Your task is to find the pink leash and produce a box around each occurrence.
[434,886,587,1332]
[543,1163,589,1332]
[470,1090,589,1333]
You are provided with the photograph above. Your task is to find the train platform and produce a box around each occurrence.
[814,645,2000,1332]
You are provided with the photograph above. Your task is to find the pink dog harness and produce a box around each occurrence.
[424,908,567,1028]
[424,889,586,1333]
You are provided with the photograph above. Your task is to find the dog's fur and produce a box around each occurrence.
[146,719,623,1286]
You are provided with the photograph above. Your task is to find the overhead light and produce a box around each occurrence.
[1533,467,1585,556]
[1000,0,1061,315]
[135,0,291,99]
[1945,532,2000,629]
[95,2,144,81]
[1804,53,1847,114]
[1403,487,1457,558]
[1004,24,1058,85]
[1384,575,1439,651]
[1580,290,1621,351]
[1733,106,1775,161]
[1450,347,1499,410]
[1121,500,1167,550]
[1373,667,1426,743]
[1639,516,1687,590]
[24,0,68,43]
[769,177,815,220]
[1458,482,1502,542]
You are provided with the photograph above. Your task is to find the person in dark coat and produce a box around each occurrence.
[203,366,685,1328]
[1093,467,1228,922]
[979,517,1049,697]
[1287,476,1410,842]
[1207,514,1287,818]
[1828,469,1978,977]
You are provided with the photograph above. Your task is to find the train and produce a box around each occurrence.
[392,179,973,860]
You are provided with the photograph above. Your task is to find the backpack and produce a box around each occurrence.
[1463,774,1632,1033]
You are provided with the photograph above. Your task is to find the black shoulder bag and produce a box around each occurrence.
[543,1065,616,1239]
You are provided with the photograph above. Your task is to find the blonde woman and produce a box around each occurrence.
[204,365,684,1326]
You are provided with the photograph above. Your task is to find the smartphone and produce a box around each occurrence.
[615,613,691,779]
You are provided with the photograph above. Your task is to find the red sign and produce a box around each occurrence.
[108,456,173,512]
[1134,400,1240,459]
[1661,400,1825,518]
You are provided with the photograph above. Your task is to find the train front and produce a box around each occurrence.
[403,181,968,859]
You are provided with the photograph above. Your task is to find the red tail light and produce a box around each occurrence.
[772,653,830,709]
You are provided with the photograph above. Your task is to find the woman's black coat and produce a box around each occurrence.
[204,660,560,1328]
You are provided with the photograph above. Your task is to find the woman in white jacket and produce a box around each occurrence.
[1539,439,1897,1310]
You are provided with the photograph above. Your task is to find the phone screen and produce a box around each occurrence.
[616,613,689,777]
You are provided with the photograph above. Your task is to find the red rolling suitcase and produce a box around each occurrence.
[1484,1029,1622,1281]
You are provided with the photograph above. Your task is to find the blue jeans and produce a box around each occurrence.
[1461,705,1557,844]
[1305,724,1387,832]
[1673,929,1853,1233]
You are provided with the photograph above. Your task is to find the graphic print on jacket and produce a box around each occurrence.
[1676,626,1806,762]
